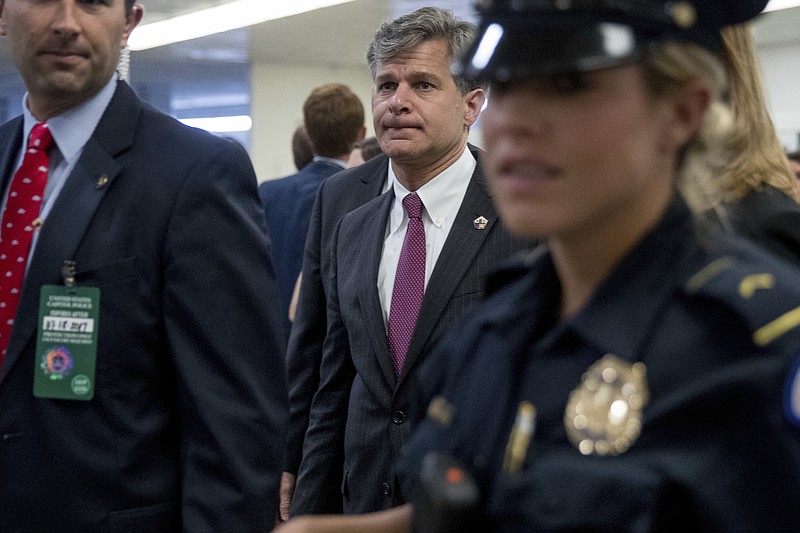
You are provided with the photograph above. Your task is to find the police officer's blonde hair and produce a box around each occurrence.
[641,42,734,212]
[643,26,796,213]
[715,24,796,202]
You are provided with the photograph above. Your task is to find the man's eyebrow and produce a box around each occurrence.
[375,69,445,84]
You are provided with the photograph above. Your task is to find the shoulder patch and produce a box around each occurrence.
[784,358,800,427]
[685,251,800,349]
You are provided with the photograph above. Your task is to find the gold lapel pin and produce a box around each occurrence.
[96,175,109,189]
[473,216,488,230]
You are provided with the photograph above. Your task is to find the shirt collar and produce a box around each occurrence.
[22,76,118,164]
[312,155,348,169]
[387,146,476,232]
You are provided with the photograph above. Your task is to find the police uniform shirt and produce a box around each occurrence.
[397,197,800,532]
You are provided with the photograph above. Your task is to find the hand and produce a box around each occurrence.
[279,471,297,521]
[272,506,412,533]
[272,516,314,533]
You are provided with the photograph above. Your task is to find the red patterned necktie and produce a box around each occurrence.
[387,193,426,376]
[0,123,54,365]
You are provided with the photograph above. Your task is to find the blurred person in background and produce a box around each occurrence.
[292,125,315,171]
[259,84,365,343]
[702,23,800,264]
[347,136,384,167]
[787,150,800,192]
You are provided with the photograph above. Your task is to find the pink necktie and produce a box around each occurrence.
[387,193,425,376]
[0,123,54,365]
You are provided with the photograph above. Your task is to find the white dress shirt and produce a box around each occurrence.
[377,146,476,328]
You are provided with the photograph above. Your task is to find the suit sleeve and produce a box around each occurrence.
[283,182,327,475]
[162,140,287,532]
[290,216,355,515]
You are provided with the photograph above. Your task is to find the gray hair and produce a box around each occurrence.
[366,7,484,95]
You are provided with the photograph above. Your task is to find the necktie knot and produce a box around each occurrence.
[403,193,422,219]
[28,123,54,153]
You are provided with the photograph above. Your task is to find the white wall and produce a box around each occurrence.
[249,63,375,183]
[757,43,800,152]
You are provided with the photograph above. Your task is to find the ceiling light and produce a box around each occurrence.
[128,0,357,51]
[179,115,253,133]
[764,0,800,12]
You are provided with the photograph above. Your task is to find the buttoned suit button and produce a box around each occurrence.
[382,482,391,495]
[392,410,406,424]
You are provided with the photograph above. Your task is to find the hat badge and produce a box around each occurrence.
[669,1,697,29]
[564,353,649,456]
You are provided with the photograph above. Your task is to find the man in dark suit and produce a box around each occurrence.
[289,7,531,516]
[0,1,287,531]
[259,83,365,343]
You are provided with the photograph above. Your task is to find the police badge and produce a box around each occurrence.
[564,354,649,456]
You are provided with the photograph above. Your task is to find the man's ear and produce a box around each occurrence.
[121,4,144,48]
[464,87,487,128]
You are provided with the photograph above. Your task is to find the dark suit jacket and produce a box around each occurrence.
[723,186,800,265]
[259,159,346,343]
[292,148,531,514]
[284,155,386,489]
[0,81,288,532]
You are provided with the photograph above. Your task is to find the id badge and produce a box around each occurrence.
[33,282,100,401]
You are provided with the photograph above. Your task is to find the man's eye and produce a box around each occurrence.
[378,82,397,91]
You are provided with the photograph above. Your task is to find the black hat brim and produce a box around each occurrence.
[455,15,667,81]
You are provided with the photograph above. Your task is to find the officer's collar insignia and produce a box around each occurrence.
[784,357,800,427]
[564,354,649,456]
[739,273,774,299]
[473,216,489,230]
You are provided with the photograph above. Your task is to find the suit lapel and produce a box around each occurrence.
[0,82,139,384]
[398,157,497,382]
[359,154,389,195]
[356,191,397,387]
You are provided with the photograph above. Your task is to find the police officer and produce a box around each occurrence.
[274,1,800,531]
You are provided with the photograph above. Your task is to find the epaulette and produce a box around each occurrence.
[683,245,800,351]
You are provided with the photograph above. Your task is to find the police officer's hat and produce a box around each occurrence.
[455,0,770,81]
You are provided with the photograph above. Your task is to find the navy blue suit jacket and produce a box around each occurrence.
[259,159,346,341]
[0,81,287,532]
[723,186,800,265]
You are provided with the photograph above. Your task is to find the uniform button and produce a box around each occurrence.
[382,482,391,495]
[392,410,406,424]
